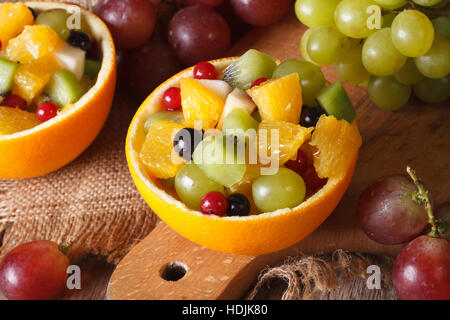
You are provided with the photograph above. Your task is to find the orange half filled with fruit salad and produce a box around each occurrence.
[127,49,362,255]
[0,2,115,179]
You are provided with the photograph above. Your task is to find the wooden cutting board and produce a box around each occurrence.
[107,12,450,300]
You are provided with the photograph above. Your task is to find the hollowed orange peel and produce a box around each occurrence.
[0,2,116,179]
[126,58,361,255]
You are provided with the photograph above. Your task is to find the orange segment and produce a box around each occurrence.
[180,78,226,129]
[258,119,313,166]
[0,107,41,135]
[248,73,302,124]
[310,115,362,179]
[0,3,34,48]
[6,25,63,64]
[139,121,185,179]
[13,55,61,104]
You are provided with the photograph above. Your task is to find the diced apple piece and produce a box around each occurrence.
[197,79,232,100]
[217,88,256,130]
[54,42,86,80]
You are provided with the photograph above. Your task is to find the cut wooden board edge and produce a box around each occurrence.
[106,222,400,300]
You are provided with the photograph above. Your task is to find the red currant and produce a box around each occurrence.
[302,165,327,192]
[162,87,182,111]
[2,94,27,110]
[250,77,268,88]
[286,150,308,174]
[193,61,218,80]
[36,102,58,122]
[200,191,228,216]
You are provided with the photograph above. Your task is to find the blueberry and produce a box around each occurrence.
[300,106,326,127]
[227,193,251,216]
[173,128,204,161]
[67,30,92,51]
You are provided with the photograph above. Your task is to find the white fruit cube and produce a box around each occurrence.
[54,43,86,80]
[218,88,256,130]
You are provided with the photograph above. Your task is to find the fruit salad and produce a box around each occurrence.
[138,49,361,217]
[0,2,102,135]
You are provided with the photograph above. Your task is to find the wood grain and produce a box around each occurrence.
[107,10,449,300]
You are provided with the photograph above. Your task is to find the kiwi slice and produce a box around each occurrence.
[316,81,356,123]
[45,69,85,107]
[223,49,277,90]
[192,135,246,188]
[0,57,19,95]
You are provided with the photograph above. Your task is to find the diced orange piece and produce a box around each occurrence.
[13,55,61,104]
[139,121,186,179]
[6,25,63,64]
[0,106,41,135]
[248,73,303,124]
[0,3,34,48]
[180,78,226,130]
[310,115,362,179]
[258,119,313,167]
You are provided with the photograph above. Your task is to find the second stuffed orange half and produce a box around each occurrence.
[0,2,116,179]
[126,57,361,255]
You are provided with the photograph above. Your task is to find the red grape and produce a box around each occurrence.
[393,235,450,300]
[168,5,231,66]
[181,0,224,7]
[94,0,156,49]
[124,38,182,101]
[0,240,69,300]
[357,175,429,245]
[230,0,290,27]
[217,0,251,42]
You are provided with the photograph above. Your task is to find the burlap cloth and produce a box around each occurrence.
[0,0,397,300]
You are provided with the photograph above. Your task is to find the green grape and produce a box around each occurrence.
[432,17,450,41]
[222,108,259,136]
[413,75,450,103]
[272,59,325,106]
[394,58,425,85]
[334,0,380,39]
[362,28,407,76]
[175,163,225,210]
[374,0,407,9]
[192,135,247,188]
[391,10,435,57]
[412,0,442,6]
[35,9,72,40]
[307,25,351,66]
[335,40,370,84]
[414,35,450,79]
[299,28,318,64]
[252,168,306,212]
[368,75,412,110]
[294,0,341,28]
[144,111,184,134]
[382,13,397,28]
[430,0,449,8]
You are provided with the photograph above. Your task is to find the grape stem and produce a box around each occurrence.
[406,166,443,238]
[392,1,450,17]
[59,242,73,256]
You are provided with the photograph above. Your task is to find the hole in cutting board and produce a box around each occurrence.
[160,261,188,281]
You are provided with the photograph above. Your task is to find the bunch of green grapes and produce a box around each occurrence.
[295,0,450,111]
